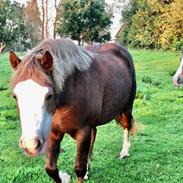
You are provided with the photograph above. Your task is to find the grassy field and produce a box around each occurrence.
[0,49,183,183]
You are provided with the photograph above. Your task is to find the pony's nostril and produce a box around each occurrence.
[177,77,181,84]
[35,138,43,150]
[19,138,26,149]
[177,76,183,85]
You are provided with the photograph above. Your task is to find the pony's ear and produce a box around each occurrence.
[9,50,21,70]
[40,51,53,71]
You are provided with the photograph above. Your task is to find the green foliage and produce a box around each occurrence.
[142,76,161,86]
[1,50,183,182]
[142,76,153,84]
[57,0,112,44]
[118,0,183,50]
[0,0,29,51]
[168,70,176,76]
[118,0,138,45]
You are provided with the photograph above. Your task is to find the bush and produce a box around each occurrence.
[142,76,152,84]
[0,84,8,91]
[142,76,161,86]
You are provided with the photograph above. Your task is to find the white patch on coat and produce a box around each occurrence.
[120,128,131,159]
[14,79,52,154]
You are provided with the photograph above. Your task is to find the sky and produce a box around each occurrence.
[105,0,125,39]
[14,0,123,39]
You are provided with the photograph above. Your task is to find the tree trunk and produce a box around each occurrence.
[41,0,45,39]
[78,39,81,46]
[0,43,6,54]
[53,0,59,39]
[45,0,49,38]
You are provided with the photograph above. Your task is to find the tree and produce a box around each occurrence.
[156,0,183,50]
[23,0,42,47]
[0,0,6,52]
[117,0,183,50]
[40,0,49,39]
[128,0,158,49]
[39,0,62,39]
[118,0,138,46]
[57,0,112,45]
[0,0,29,52]
[53,0,61,38]
[24,0,61,41]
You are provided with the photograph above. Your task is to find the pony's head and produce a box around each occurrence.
[9,50,55,156]
[9,38,92,157]
[173,51,183,87]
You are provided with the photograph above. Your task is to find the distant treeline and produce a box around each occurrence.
[117,0,183,50]
[0,0,112,52]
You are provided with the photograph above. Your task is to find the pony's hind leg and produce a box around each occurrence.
[84,127,97,180]
[121,125,131,158]
[116,110,134,159]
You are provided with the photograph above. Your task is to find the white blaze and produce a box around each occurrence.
[14,79,52,144]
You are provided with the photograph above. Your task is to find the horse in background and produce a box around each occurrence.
[173,50,183,86]
[9,38,136,183]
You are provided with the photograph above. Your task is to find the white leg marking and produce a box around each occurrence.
[84,163,89,180]
[59,171,71,183]
[120,128,131,159]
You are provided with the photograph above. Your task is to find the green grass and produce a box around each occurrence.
[0,50,183,183]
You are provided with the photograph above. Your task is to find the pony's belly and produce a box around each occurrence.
[96,110,123,126]
[96,117,115,126]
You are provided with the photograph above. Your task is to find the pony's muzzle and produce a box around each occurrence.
[19,136,44,156]
[173,75,183,87]
[177,76,183,85]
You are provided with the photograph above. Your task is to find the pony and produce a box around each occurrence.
[173,50,183,86]
[9,38,136,183]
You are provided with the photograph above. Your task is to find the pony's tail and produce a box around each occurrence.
[131,117,137,136]
[131,117,144,136]
[115,113,137,135]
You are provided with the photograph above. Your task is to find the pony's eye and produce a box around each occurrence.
[46,94,53,100]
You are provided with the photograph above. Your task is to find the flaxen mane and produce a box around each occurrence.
[12,38,92,91]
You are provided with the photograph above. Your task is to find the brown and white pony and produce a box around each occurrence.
[173,50,183,86]
[9,38,136,183]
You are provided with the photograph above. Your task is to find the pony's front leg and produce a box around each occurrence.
[45,107,71,183]
[84,127,97,180]
[75,127,91,183]
[45,129,63,183]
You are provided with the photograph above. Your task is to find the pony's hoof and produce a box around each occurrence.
[120,151,130,159]
[84,171,89,180]
[59,171,71,183]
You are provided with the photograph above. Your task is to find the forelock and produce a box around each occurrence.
[11,58,52,89]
